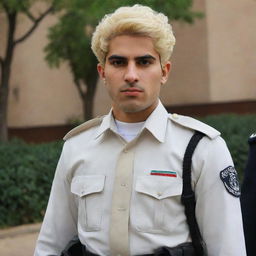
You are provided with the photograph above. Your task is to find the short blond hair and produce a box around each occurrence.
[91,5,176,66]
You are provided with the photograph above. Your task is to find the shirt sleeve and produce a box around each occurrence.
[194,136,246,256]
[34,142,78,256]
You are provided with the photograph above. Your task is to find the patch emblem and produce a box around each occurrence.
[151,170,177,177]
[249,133,256,139]
[249,133,256,144]
[220,166,241,197]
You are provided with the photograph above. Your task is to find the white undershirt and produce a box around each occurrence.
[115,120,145,142]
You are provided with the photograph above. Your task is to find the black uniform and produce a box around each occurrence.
[241,133,256,256]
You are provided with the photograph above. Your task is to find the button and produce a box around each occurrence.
[172,113,179,119]
[157,192,162,197]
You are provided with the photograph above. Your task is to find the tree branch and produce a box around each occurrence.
[24,9,36,22]
[19,1,36,22]
[14,5,54,45]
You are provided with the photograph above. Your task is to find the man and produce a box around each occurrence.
[34,5,246,256]
[241,133,256,256]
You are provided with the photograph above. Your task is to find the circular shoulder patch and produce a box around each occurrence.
[220,166,241,197]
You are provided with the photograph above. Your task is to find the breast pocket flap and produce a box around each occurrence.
[135,176,182,200]
[71,175,105,197]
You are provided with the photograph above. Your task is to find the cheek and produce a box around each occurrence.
[105,80,119,97]
[105,72,121,85]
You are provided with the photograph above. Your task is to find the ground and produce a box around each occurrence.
[0,223,40,256]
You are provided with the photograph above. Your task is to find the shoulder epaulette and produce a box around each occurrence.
[169,113,220,139]
[63,116,104,141]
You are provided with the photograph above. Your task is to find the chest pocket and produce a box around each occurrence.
[71,175,105,231]
[133,175,185,234]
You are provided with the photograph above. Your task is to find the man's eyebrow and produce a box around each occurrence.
[108,55,127,61]
[135,55,156,61]
[107,54,156,61]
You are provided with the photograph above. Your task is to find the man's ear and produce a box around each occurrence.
[161,61,171,85]
[97,63,105,79]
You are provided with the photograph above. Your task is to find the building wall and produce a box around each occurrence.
[206,0,256,102]
[160,0,210,106]
[1,3,83,128]
[1,0,255,128]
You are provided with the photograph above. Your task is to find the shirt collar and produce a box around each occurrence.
[143,101,168,143]
[94,109,117,138]
[94,101,169,143]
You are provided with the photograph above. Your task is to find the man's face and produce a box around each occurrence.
[97,35,171,122]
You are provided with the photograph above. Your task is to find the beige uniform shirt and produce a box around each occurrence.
[34,102,246,256]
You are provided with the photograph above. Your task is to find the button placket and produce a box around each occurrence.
[110,148,134,256]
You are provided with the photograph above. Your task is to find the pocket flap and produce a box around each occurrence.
[135,175,182,199]
[71,175,105,197]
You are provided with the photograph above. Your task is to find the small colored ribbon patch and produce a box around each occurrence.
[150,170,177,177]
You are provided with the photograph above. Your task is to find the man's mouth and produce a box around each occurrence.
[120,87,143,96]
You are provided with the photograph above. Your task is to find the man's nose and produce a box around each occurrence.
[124,63,139,83]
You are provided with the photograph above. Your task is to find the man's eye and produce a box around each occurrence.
[110,60,126,66]
[137,59,151,66]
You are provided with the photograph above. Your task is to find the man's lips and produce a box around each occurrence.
[121,88,143,92]
[120,88,143,96]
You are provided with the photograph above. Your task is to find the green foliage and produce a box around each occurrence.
[200,114,256,180]
[129,0,203,23]
[0,139,63,227]
[0,0,57,13]
[45,8,98,82]
[0,0,33,12]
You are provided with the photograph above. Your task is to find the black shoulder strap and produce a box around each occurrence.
[181,131,208,256]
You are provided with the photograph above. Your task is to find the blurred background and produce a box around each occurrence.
[1,0,255,143]
[0,1,255,255]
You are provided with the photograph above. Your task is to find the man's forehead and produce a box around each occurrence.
[107,35,158,55]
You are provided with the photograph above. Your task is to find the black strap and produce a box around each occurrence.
[181,131,208,256]
[60,235,86,256]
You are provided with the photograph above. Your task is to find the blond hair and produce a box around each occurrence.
[91,5,176,66]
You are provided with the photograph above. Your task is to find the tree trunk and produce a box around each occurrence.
[83,94,94,121]
[80,60,99,121]
[82,80,97,121]
[0,64,11,142]
[0,12,17,142]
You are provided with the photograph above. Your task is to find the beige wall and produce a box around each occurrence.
[1,0,255,127]
[206,0,256,102]
[160,0,210,106]
[1,3,83,128]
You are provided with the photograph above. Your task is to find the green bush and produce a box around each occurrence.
[0,139,63,228]
[0,114,255,227]
[200,114,256,179]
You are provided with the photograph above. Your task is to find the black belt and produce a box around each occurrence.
[60,236,195,256]
[84,242,195,256]
[85,251,154,256]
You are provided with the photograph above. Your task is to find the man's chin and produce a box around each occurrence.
[120,104,145,113]
[119,102,153,114]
